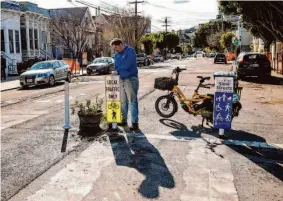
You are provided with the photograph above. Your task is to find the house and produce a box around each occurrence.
[1,1,52,76]
[49,7,96,59]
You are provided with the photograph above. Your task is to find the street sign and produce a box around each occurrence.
[213,76,234,129]
[105,76,122,123]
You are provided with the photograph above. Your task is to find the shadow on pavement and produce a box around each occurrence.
[159,118,283,182]
[109,130,175,199]
[241,76,283,86]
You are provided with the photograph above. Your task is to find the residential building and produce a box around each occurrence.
[1,1,52,76]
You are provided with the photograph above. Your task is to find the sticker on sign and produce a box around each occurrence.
[215,77,234,93]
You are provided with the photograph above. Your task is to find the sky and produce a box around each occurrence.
[14,0,219,32]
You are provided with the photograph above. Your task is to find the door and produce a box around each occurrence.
[1,30,5,52]
[53,61,61,79]
[59,61,68,79]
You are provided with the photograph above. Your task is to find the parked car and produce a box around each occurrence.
[214,53,227,64]
[147,55,154,65]
[235,53,271,79]
[154,55,164,62]
[86,57,114,75]
[194,51,204,58]
[137,53,150,66]
[19,60,71,89]
[209,53,216,58]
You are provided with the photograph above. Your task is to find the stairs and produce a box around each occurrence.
[1,51,18,75]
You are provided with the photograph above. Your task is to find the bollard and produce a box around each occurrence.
[61,81,71,153]
[219,128,224,136]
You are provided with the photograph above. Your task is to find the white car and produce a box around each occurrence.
[19,60,71,89]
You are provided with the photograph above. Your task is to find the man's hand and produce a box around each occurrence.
[112,71,118,75]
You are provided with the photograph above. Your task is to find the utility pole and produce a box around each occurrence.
[129,0,144,52]
[162,17,171,59]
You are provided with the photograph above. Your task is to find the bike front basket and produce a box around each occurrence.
[154,77,176,91]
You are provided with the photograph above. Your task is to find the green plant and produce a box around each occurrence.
[71,95,103,116]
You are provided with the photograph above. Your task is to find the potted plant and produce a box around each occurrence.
[71,96,106,135]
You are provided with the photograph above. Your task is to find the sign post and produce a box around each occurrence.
[61,81,71,152]
[105,76,122,130]
[213,73,234,137]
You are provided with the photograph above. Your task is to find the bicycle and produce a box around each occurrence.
[108,102,119,110]
[154,67,242,126]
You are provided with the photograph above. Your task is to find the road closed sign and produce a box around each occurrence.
[213,76,234,129]
[105,76,122,123]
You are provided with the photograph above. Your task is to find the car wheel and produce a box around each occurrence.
[49,75,55,86]
[66,72,72,82]
[87,71,92,76]
[21,85,28,89]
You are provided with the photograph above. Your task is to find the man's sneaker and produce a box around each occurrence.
[130,123,139,131]
[118,122,127,127]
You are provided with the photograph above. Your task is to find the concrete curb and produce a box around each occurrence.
[1,86,21,92]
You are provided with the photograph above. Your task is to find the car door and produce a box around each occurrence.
[53,61,62,79]
[59,61,68,79]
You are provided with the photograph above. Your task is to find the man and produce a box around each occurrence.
[110,38,139,131]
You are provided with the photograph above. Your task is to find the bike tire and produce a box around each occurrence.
[155,95,178,118]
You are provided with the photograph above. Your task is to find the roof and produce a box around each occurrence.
[1,1,50,17]
[1,1,25,12]
[50,7,88,22]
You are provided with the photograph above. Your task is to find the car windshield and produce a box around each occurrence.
[216,54,225,57]
[31,62,54,70]
[93,58,108,63]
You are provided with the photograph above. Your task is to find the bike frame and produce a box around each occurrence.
[170,85,213,115]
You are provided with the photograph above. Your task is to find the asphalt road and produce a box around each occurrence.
[2,58,283,201]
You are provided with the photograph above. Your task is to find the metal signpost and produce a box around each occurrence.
[105,75,122,130]
[213,73,234,137]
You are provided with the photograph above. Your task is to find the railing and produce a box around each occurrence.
[1,51,18,75]
[40,48,53,59]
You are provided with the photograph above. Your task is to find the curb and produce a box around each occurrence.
[1,86,21,92]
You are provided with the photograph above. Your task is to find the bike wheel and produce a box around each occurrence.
[155,95,178,118]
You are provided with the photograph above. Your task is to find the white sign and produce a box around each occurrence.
[215,77,234,93]
[105,76,120,101]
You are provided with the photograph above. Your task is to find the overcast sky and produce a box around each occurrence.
[15,0,219,32]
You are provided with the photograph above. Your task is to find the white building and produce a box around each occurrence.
[1,1,52,76]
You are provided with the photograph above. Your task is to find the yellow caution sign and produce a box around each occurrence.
[106,101,122,123]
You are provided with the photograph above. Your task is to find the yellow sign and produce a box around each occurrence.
[106,101,122,123]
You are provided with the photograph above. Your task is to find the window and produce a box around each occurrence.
[21,28,26,50]
[29,29,33,50]
[42,31,46,49]
[54,61,60,68]
[15,30,20,53]
[9,30,14,53]
[34,29,38,49]
[1,30,5,52]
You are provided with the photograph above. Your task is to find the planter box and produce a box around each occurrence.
[78,111,103,136]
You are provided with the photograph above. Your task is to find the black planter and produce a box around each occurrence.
[78,110,103,136]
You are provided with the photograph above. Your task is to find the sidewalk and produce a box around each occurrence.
[0,70,88,92]
[1,76,20,92]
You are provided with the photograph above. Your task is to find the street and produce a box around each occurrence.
[1,58,283,201]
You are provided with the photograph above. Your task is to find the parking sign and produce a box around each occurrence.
[213,77,234,129]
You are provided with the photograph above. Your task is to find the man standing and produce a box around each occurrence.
[110,38,139,131]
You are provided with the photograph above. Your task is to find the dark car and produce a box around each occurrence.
[86,57,114,75]
[214,53,227,64]
[235,53,271,79]
[137,53,150,66]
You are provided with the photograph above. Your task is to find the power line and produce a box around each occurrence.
[128,0,144,51]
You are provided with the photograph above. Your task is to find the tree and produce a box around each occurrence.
[156,32,179,50]
[140,32,163,54]
[193,20,232,48]
[220,32,235,51]
[175,46,183,53]
[206,32,223,51]
[219,1,283,42]
[49,9,94,58]
[108,9,151,48]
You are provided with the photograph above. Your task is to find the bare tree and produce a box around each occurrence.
[107,8,151,48]
[49,9,94,58]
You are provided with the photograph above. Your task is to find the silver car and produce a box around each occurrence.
[19,60,71,89]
